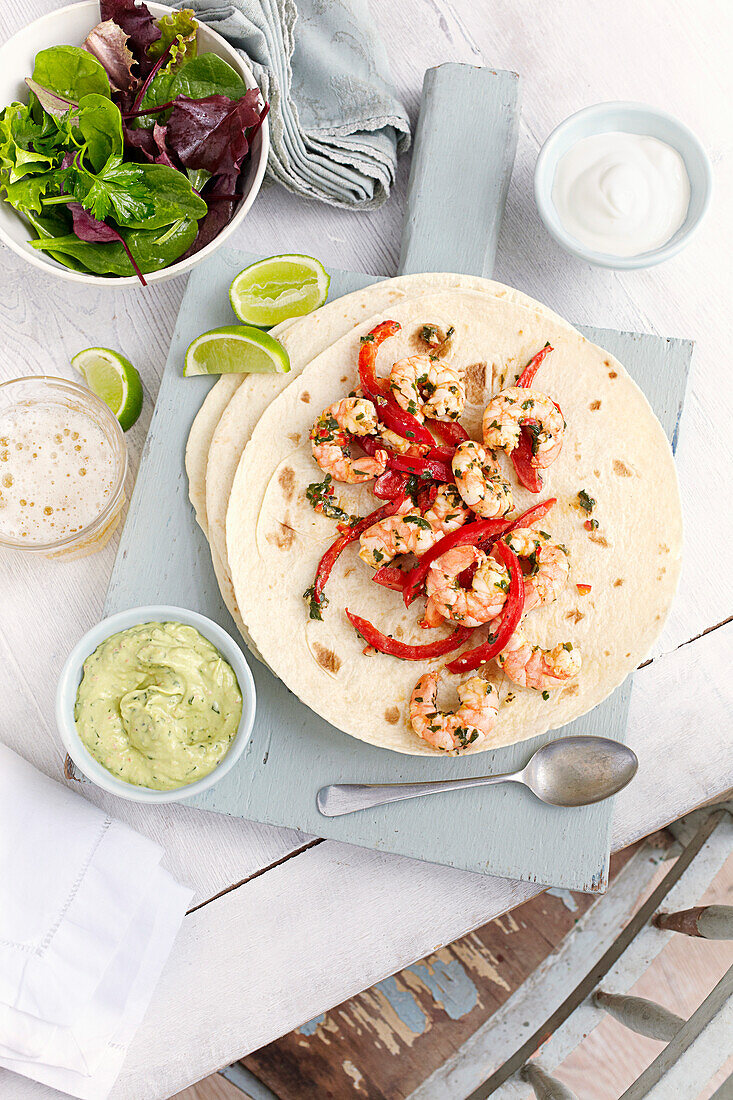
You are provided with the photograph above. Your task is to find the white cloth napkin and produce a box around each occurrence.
[0,745,193,1099]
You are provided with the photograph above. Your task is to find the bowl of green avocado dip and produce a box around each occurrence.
[57,606,255,802]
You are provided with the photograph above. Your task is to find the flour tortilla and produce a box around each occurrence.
[226,289,682,755]
[199,274,573,632]
[184,316,299,537]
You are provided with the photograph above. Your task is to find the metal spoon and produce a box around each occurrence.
[317,735,638,817]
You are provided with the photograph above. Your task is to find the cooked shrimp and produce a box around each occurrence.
[390,356,466,422]
[377,427,415,455]
[310,398,388,483]
[483,387,565,469]
[423,545,509,627]
[496,629,581,691]
[424,483,471,535]
[410,672,499,752]
[503,528,570,612]
[452,439,513,518]
[358,484,469,567]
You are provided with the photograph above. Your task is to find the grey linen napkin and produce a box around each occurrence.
[179,0,411,207]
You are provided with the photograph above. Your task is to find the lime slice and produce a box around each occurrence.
[229,254,330,327]
[71,346,143,431]
[184,325,290,377]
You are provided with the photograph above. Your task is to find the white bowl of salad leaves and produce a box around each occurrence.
[0,0,269,286]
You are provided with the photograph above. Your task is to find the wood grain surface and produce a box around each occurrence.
[0,0,730,1096]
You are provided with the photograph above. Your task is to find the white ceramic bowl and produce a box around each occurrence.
[534,101,712,269]
[56,605,256,802]
[0,1,269,286]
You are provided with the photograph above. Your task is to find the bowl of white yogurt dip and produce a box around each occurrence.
[534,102,712,269]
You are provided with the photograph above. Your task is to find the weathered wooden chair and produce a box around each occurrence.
[217,803,732,1099]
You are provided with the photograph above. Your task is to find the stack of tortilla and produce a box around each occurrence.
[185,274,682,755]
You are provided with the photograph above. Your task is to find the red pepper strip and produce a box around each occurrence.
[446,542,525,673]
[426,419,469,446]
[426,444,456,462]
[307,497,405,617]
[507,497,556,530]
[358,320,399,401]
[346,610,474,660]
[389,452,453,483]
[402,497,557,607]
[416,481,440,513]
[357,320,436,446]
[373,469,408,500]
[402,519,512,607]
[372,565,407,591]
[516,343,553,388]
[511,427,544,493]
[576,583,592,594]
[377,399,435,446]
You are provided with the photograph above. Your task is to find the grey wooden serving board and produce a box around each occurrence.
[103,65,692,891]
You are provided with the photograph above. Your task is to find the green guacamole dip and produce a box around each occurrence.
[75,621,242,790]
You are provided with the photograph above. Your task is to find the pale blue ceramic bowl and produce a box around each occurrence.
[56,605,256,803]
[534,101,713,269]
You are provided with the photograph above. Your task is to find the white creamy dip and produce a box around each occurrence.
[551,131,690,257]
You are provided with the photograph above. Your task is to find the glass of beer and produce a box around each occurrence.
[0,376,128,559]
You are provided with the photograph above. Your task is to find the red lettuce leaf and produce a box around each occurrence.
[67,202,147,284]
[122,120,157,159]
[179,168,240,260]
[166,91,261,176]
[24,78,77,118]
[152,123,177,168]
[100,0,162,78]
[67,202,121,242]
[83,19,137,92]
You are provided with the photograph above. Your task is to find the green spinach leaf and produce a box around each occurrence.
[112,163,207,227]
[31,217,198,275]
[76,93,123,172]
[135,54,248,130]
[172,54,248,101]
[24,206,72,239]
[33,46,111,102]
[186,167,211,192]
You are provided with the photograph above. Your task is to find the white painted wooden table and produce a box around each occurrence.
[1,1,731,1097]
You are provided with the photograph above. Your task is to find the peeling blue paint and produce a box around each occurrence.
[297,1012,326,1035]
[411,958,478,1020]
[374,975,427,1034]
[547,887,579,913]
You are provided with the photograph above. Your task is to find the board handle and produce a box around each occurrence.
[398,63,521,278]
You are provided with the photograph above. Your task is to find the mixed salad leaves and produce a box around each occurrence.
[0,0,268,284]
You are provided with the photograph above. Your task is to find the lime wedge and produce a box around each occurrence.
[184,325,290,377]
[229,254,330,327]
[71,346,143,431]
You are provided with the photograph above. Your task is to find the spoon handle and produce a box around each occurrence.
[317,772,521,817]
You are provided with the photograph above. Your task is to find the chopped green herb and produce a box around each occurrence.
[577,489,596,513]
[305,474,354,524]
[303,584,327,621]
